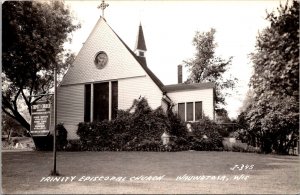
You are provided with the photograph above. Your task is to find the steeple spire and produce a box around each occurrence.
[135,23,147,52]
[135,23,147,66]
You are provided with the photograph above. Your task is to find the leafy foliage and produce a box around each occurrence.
[2,112,28,139]
[247,1,299,154]
[2,1,79,130]
[189,118,224,151]
[129,98,170,143]
[56,123,68,151]
[76,98,223,152]
[77,98,170,151]
[184,28,237,106]
[167,107,187,138]
[34,123,68,151]
[215,108,231,123]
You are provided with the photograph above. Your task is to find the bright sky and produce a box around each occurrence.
[64,0,282,119]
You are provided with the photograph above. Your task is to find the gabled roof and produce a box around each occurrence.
[164,82,215,92]
[106,20,164,92]
[135,23,147,51]
[103,19,214,95]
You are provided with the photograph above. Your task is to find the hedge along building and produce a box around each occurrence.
[53,13,215,139]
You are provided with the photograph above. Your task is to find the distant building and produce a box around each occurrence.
[52,17,215,139]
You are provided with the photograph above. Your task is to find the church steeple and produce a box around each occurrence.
[135,23,147,66]
[135,23,147,52]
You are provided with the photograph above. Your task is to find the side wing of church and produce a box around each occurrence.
[53,17,215,139]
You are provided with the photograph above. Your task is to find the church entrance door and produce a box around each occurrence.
[93,82,109,121]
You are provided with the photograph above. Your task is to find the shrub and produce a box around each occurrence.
[129,99,169,143]
[56,123,68,151]
[232,142,248,152]
[33,136,52,151]
[189,117,223,151]
[65,140,83,151]
[167,107,187,138]
[136,139,161,151]
[77,120,114,151]
[222,138,233,151]
[77,98,170,151]
[76,98,225,152]
[218,128,230,137]
[33,123,68,151]
[173,137,190,151]
[189,138,216,151]
[222,139,260,153]
[247,145,261,153]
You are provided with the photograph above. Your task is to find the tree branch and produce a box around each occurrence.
[12,87,22,111]
[2,95,15,113]
[21,89,31,110]
[31,95,45,105]
[2,106,17,121]
[28,69,38,105]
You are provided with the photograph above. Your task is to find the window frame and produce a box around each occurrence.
[177,101,203,122]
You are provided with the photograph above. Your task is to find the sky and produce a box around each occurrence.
[64,0,283,119]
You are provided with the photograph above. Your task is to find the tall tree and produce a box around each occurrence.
[184,28,237,106]
[247,1,299,154]
[2,1,79,130]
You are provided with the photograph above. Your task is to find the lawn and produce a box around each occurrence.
[2,151,300,194]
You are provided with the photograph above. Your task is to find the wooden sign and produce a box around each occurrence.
[30,101,51,136]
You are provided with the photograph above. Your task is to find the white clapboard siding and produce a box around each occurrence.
[50,84,84,139]
[167,88,214,120]
[61,17,146,86]
[54,75,163,139]
[119,75,163,110]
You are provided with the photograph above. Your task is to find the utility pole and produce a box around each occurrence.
[52,67,58,175]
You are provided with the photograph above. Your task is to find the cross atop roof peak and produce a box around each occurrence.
[97,0,109,19]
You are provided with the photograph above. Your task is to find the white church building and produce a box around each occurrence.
[54,14,215,139]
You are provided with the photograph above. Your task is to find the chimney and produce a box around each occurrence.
[178,65,182,84]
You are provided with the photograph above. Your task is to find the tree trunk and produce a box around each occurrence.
[14,113,30,131]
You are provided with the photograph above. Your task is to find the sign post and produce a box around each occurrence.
[29,67,58,175]
[52,67,58,175]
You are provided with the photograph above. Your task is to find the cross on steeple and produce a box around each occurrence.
[97,0,109,18]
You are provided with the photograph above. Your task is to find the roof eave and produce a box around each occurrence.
[105,21,165,92]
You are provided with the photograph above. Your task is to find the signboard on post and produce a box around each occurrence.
[30,101,51,136]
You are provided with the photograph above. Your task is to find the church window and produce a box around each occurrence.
[93,82,109,121]
[84,84,91,122]
[178,101,203,122]
[111,81,118,119]
[84,81,118,122]
[195,101,203,120]
[178,103,185,121]
[186,102,193,121]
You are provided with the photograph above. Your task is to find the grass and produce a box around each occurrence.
[2,151,300,194]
